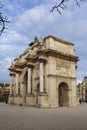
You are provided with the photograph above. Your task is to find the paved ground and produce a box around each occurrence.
[0,103,87,130]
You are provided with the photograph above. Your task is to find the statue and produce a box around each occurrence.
[28,47,36,56]
[40,37,43,45]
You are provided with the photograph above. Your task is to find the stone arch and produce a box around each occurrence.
[22,69,28,81]
[58,82,69,107]
[35,83,40,106]
[36,83,40,92]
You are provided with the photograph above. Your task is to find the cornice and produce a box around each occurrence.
[8,66,16,72]
[14,61,27,69]
[47,74,76,80]
[37,49,79,62]
[44,35,74,46]
[25,56,38,63]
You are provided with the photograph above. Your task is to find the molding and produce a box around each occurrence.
[37,92,48,96]
[37,49,79,62]
[26,93,35,97]
[47,74,76,79]
[46,49,79,62]
[15,94,22,97]
[15,69,22,73]
[44,35,74,46]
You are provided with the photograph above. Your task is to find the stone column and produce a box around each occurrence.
[39,59,44,93]
[27,65,34,94]
[10,74,13,95]
[27,67,32,94]
[16,72,19,95]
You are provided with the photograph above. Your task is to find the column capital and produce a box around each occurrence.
[10,72,15,76]
[27,63,34,68]
[10,74,13,76]
[15,69,22,74]
[38,58,46,63]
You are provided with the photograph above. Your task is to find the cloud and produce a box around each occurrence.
[0,0,87,83]
[0,57,11,83]
[1,30,29,44]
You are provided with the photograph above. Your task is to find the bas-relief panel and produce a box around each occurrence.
[54,41,73,55]
[56,60,70,76]
[34,63,39,77]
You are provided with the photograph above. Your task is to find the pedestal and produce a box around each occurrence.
[26,93,35,106]
[36,92,49,108]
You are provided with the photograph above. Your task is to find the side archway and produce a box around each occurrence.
[58,82,69,107]
[36,83,40,105]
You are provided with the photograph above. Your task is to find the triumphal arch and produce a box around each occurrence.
[9,35,79,107]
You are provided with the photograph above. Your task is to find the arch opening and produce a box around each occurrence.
[58,82,69,107]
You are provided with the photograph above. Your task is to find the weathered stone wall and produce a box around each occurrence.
[9,35,78,108]
[45,37,74,55]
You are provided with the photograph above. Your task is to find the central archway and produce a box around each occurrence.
[58,82,69,107]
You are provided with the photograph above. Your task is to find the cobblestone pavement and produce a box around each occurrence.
[0,103,87,130]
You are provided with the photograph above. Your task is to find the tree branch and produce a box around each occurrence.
[0,1,9,35]
[50,0,86,14]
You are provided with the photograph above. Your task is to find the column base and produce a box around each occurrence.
[8,95,15,104]
[26,93,35,106]
[36,92,49,108]
[9,94,23,105]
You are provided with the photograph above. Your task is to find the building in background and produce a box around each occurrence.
[77,77,87,102]
[0,82,10,102]
[9,35,79,108]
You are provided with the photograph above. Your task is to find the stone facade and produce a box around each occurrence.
[77,77,87,102]
[9,35,79,108]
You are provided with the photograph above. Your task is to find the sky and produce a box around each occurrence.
[0,0,87,84]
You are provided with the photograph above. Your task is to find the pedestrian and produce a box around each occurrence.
[5,98,8,104]
[79,99,81,104]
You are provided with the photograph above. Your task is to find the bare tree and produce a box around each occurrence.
[0,1,9,35]
[50,0,86,14]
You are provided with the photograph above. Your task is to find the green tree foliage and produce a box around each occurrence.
[34,36,39,43]
[0,88,9,102]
